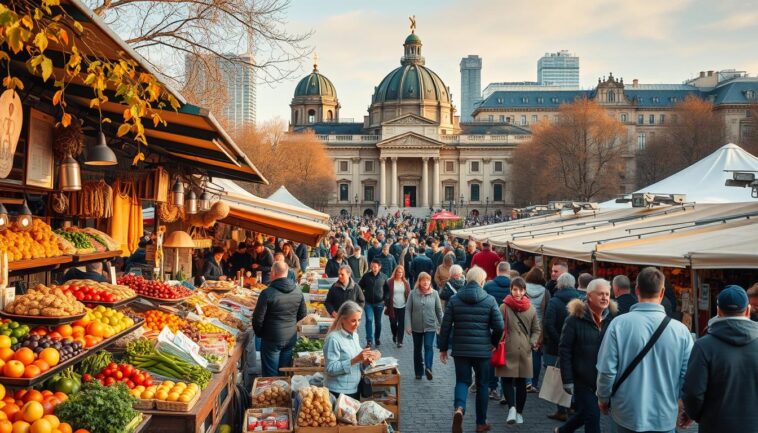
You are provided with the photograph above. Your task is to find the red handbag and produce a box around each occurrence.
[491,311,508,367]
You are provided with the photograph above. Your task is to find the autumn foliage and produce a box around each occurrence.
[510,99,626,205]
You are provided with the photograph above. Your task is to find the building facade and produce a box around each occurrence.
[291,27,529,217]
[537,50,580,87]
[460,55,483,122]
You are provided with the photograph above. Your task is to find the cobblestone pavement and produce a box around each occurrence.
[361,315,614,433]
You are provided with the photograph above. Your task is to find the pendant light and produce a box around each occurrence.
[172,179,185,207]
[198,191,211,211]
[16,200,32,231]
[185,190,198,215]
[85,131,118,166]
[59,154,82,191]
[0,203,8,231]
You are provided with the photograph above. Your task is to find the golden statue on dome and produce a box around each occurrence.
[409,15,416,33]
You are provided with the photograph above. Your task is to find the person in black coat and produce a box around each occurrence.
[252,262,307,377]
[482,262,511,306]
[325,266,365,317]
[612,275,637,314]
[203,246,227,281]
[251,242,274,284]
[325,249,347,278]
[358,260,389,347]
[682,286,758,433]
[557,280,617,433]
[410,246,434,282]
[295,242,309,272]
[228,242,253,277]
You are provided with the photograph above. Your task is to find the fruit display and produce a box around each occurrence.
[84,362,153,389]
[55,382,138,433]
[0,320,30,346]
[43,367,82,394]
[0,342,63,379]
[3,285,85,317]
[125,338,211,388]
[17,334,83,362]
[179,321,235,347]
[53,281,136,303]
[0,389,73,433]
[198,305,245,331]
[141,310,186,333]
[296,386,337,427]
[82,306,136,335]
[54,227,119,253]
[0,219,63,261]
[54,229,95,254]
[136,380,199,403]
[117,275,192,300]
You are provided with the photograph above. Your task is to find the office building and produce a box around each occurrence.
[537,50,579,87]
[460,55,482,122]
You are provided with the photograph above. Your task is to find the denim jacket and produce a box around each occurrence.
[323,329,363,394]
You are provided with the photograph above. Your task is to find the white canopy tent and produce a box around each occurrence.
[267,186,316,212]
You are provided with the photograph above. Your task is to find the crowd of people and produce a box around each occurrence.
[245,214,758,433]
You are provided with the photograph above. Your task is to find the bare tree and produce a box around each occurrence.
[741,102,758,156]
[84,0,312,91]
[635,135,671,188]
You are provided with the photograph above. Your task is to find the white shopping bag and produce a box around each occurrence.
[539,365,573,407]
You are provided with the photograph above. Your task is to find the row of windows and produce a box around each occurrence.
[337,183,505,203]
[337,160,505,174]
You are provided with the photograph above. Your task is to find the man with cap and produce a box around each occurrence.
[748,283,758,322]
[681,285,758,433]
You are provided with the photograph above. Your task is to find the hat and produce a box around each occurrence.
[717,285,748,313]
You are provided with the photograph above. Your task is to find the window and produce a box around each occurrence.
[499,115,505,122]
[493,161,503,172]
[364,160,374,173]
[620,113,628,122]
[637,114,644,125]
[649,114,655,124]
[496,97,503,104]
[659,114,665,124]
[493,184,503,202]
[445,161,455,173]
[444,186,455,202]
[651,97,659,103]
[470,184,480,202]
[521,97,529,103]
[488,115,494,122]
[532,115,538,124]
[537,97,544,104]
[520,115,527,125]
[608,91,615,102]
[339,184,349,201]
[672,114,678,124]
[470,161,480,173]
[364,185,374,202]
[308,109,316,123]
[670,96,678,103]
[551,97,559,104]
[637,133,646,150]
[327,110,333,121]
[339,161,349,173]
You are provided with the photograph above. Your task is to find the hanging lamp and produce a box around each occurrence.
[85,131,118,166]
[185,190,198,215]
[16,200,32,231]
[59,154,82,191]
[172,179,185,207]
[0,203,8,231]
[198,191,211,211]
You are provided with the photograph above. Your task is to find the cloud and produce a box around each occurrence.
[702,11,758,30]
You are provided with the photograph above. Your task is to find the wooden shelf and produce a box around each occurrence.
[8,256,72,273]
[73,250,123,263]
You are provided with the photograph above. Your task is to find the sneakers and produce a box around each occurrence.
[375,340,381,347]
[469,384,477,393]
[425,368,433,380]
[506,407,517,424]
[415,375,422,380]
[397,343,403,348]
[488,390,499,400]
[452,408,464,433]
[516,413,524,424]
[499,398,508,406]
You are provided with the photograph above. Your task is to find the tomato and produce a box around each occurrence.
[114,371,123,380]
[132,373,144,386]
[81,374,92,383]
[125,380,134,389]
[94,373,104,381]
[104,377,115,386]
[143,378,153,387]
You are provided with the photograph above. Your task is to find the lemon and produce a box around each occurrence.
[155,390,169,400]
[141,391,154,399]
[167,392,180,402]
[178,394,192,403]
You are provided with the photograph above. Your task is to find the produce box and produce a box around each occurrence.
[251,377,292,408]
[155,390,201,412]
[245,407,293,433]
[294,422,388,433]
[364,367,400,386]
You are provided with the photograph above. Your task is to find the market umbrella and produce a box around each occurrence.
[429,211,461,232]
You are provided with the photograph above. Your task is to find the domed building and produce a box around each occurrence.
[291,22,530,217]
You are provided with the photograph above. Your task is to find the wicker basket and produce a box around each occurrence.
[193,238,212,249]
[133,398,155,410]
[155,391,201,412]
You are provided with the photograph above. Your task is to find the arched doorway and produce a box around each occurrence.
[308,109,316,123]
[470,209,480,218]
[340,209,349,217]
[363,209,374,217]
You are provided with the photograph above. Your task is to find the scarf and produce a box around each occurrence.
[504,295,531,312]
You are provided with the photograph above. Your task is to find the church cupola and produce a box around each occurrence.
[401,16,424,66]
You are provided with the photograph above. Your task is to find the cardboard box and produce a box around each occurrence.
[251,377,292,409]
[246,407,293,433]
[294,422,387,433]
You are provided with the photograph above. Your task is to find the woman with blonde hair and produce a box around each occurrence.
[323,301,381,399]
[385,265,411,348]
[405,272,443,380]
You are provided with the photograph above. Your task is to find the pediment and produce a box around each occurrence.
[381,113,438,126]
[376,132,443,149]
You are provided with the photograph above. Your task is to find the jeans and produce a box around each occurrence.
[543,353,568,414]
[558,383,600,433]
[260,336,296,377]
[363,303,384,344]
[531,349,542,386]
[501,377,527,412]
[453,356,490,425]
[412,331,435,377]
[488,365,499,392]
[615,425,675,433]
[389,307,406,344]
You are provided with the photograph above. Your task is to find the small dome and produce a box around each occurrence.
[404,33,421,45]
[372,64,450,104]
[294,68,337,98]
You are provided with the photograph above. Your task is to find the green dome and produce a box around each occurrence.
[404,33,421,45]
[294,69,336,98]
[372,64,450,104]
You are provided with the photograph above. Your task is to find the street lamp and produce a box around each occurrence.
[459,195,465,215]
[485,197,489,216]
[354,193,359,216]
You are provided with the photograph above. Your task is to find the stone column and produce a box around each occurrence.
[352,157,361,206]
[433,157,441,209]
[421,157,429,208]
[459,158,467,213]
[379,157,387,207]
[391,157,398,207]
[482,157,491,205]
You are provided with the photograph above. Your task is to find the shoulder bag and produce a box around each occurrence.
[490,305,508,367]
[610,316,671,398]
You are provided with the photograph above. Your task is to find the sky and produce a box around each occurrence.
[254,0,758,124]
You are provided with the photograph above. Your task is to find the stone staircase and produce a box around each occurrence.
[378,206,432,219]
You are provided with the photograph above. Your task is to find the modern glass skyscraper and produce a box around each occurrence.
[537,50,579,87]
[460,55,482,122]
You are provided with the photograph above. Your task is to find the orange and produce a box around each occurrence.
[37,350,58,368]
[0,360,5,370]
[19,403,42,424]
[54,326,72,338]
[0,413,6,422]
[30,361,48,373]
[0,337,10,350]
[50,395,65,405]
[0,349,15,363]
[70,327,84,339]
[85,322,105,338]
[56,424,71,433]
[29,419,50,433]
[36,394,49,401]
[11,421,30,433]
[71,316,90,327]
[21,366,40,379]
[3,362,24,379]
[22,392,41,405]
[12,349,35,367]
[0,407,18,424]
[0,384,5,401]
[0,420,10,433]
[40,417,57,430]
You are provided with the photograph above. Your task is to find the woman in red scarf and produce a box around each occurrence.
[495,277,541,425]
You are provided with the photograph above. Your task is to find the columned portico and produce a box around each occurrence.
[421,157,429,208]
[379,157,387,207]
[391,157,398,207]
[432,157,441,208]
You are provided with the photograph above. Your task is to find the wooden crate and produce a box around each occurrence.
[294,422,387,433]
[245,407,293,433]
[251,376,292,408]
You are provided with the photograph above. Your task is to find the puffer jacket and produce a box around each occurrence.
[558,299,617,389]
[526,283,549,324]
[439,281,504,358]
[440,277,465,303]
[483,276,511,306]
[325,278,365,315]
[252,278,307,344]
[375,253,397,278]
[543,288,583,355]
[358,271,388,305]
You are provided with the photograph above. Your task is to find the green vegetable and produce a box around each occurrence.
[55,382,138,433]
[126,337,154,358]
[55,229,93,249]
[294,336,324,353]
[80,351,112,376]
[126,343,212,388]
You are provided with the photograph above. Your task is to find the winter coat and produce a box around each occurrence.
[384,278,410,319]
[325,258,345,278]
[367,245,382,263]
[410,254,433,280]
[682,317,758,433]
[470,249,501,280]
[390,242,403,265]
[284,253,300,273]
[228,251,253,277]
[404,288,443,333]
[325,278,365,315]
[616,293,638,315]
[434,264,451,290]
[464,249,479,270]
[295,243,308,271]
[495,302,540,378]
[438,281,504,358]
[202,258,225,281]
[543,288,583,356]
[559,299,617,389]
[454,247,466,266]
[358,271,388,305]
[440,278,465,304]
[252,249,274,283]
[483,276,511,306]
[526,283,549,324]
[346,255,368,280]
[375,253,397,278]
[252,278,307,344]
